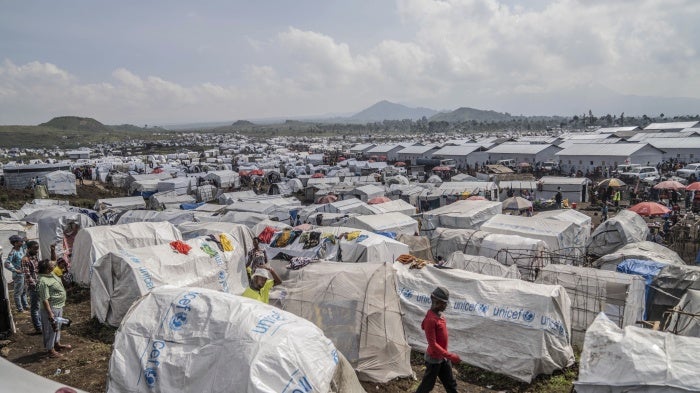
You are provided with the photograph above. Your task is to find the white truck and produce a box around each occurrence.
[676,163,700,182]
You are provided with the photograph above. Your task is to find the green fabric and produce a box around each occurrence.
[37,273,66,309]
[241,279,274,304]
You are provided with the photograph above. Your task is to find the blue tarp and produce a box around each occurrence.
[375,231,397,240]
[617,258,668,319]
[180,202,205,210]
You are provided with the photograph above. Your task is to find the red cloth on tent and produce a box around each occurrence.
[257,226,276,244]
[170,240,192,255]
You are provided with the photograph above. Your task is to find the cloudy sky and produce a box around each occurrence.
[1,0,699,125]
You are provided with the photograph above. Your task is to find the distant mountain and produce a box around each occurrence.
[348,100,438,122]
[429,107,512,123]
[39,116,111,132]
[232,120,255,127]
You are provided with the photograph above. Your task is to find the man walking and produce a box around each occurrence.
[22,240,43,334]
[415,287,461,393]
[555,187,563,209]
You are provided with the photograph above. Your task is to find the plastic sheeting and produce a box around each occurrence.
[108,286,361,393]
[116,210,196,226]
[373,199,416,216]
[666,289,700,337]
[586,209,649,257]
[443,252,521,279]
[648,264,700,321]
[535,264,646,347]
[72,222,183,285]
[535,209,591,251]
[24,208,96,261]
[421,200,502,234]
[42,170,77,195]
[91,236,248,326]
[576,313,700,393]
[342,212,419,236]
[177,222,254,257]
[394,262,574,382]
[94,196,147,212]
[148,192,196,210]
[593,241,685,269]
[0,357,87,392]
[396,234,434,261]
[431,228,549,280]
[275,262,413,382]
[481,214,579,259]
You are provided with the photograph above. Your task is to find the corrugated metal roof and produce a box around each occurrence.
[398,145,437,154]
[557,138,621,149]
[646,138,700,149]
[432,144,483,156]
[349,143,375,152]
[366,144,402,154]
[555,143,651,156]
[627,131,700,141]
[487,143,559,154]
[644,121,699,130]
[595,126,640,133]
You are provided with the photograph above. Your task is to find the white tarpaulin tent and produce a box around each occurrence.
[431,228,549,280]
[275,262,413,382]
[108,286,364,393]
[72,222,183,285]
[593,241,686,269]
[41,170,76,195]
[576,313,700,393]
[116,210,196,226]
[535,209,591,251]
[157,177,194,195]
[666,289,700,337]
[443,252,521,279]
[342,212,419,236]
[421,200,502,234]
[260,225,409,263]
[322,199,383,216]
[148,192,196,210]
[535,264,646,347]
[91,236,248,326]
[95,196,147,212]
[0,357,87,393]
[373,199,416,216]
[177,221,254,256]
[204,170,241,189]
[586,209,649,257]
[394,262,574,382]
[481,214,579,259]
[24,208,96,261]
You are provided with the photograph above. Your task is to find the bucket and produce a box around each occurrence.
[572,202,577,209]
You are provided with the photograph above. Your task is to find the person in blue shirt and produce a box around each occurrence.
[3,235,28,313]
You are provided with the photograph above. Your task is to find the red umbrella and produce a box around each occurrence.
[432,166,451,172]
[311,173,325,178]
[628,202,671,217]
[152,167,164,174]
[337,156,346,161]
[368,196,392,205]
[653,180,685,190]
[249,169,264,176]
[317,194,338,204]
[467,195,486,200]
[238,170,250,176]
[394,161,406,167]
[686,182,700,191]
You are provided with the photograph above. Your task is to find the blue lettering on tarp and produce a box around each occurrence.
[139,267,155,289]
[398,287,413,300]
[492,306,534,323]
[168,291,200,331]
[453,300,489,315]
[331,349,339,364]
[143,340,165,388]
[252,310,287,334]
[540,315,569,339]
[281,370,314,393]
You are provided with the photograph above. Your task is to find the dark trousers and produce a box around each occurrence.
[415,359,458,393]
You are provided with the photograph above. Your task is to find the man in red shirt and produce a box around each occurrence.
[415,286,460,393]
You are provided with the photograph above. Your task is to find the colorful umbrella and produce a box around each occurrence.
[502,196,533,211]
[597,178,626,188]
[628,202,671,217]
[249,169,264,176]
[432,166,451,172]
[368,196,392,205]
[686,182,700,191]
[311,173,325,178]
[653,180,686,190]
[394,161,406,167]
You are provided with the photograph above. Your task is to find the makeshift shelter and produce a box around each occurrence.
[108,286,364,393]
[576,313,700,393]
[322,198,383,216]
[394,263,574,383]
[536,264,646,347]
[115,210,196,226]
[0,357,87,392]
[204,170,241,189]
[593,241,685,269]
[24,208,96,261]
[431,228,549,280]
[177,221,254,256]
[353,184,385,202]
[396,234,433,261]
[535,209,592,252]
[648,264,700,322]
[443,252,521,279]
[41,170,77,195]
[148,191,196,210]
[218,190,257,205]
[481,214,581,261]
[261,225,409,263]
[420,200,502,235]
[91,236,248,326]
[156,176,194,195]
[71,222,183,285]
[94,196,146,212]
[587,210,650,257]
[275,262,413,382]
[665,289,700,337]
[342,213,419,236]
[538,177,591,203]
[195,184,218,202]
[373,198,416,216]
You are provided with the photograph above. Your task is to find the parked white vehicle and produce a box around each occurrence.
[621,166,660,182]
[676,163,700,181]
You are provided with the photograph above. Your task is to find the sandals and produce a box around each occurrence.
[48,350,63,358]
[54,343,72,351]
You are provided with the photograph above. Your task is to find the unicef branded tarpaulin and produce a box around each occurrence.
[108,286,365,393]
[393,262,574,382]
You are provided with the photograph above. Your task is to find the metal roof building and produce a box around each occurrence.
[646,138,700,162]
[644,121,699,131]
[431,144,489,168]
[555,143,664,172]
[487,143,561,164]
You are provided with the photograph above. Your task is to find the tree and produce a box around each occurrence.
[620,112,624,126]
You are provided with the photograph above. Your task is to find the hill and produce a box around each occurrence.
[232,120,255,127]
[39,116,111,132]
[348,100,438,122]
[429,107,512,123]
